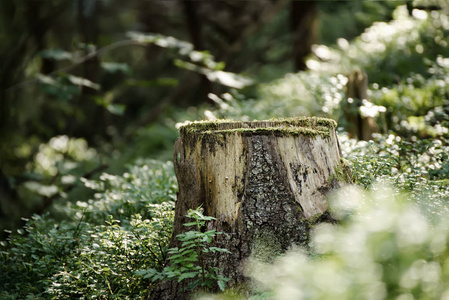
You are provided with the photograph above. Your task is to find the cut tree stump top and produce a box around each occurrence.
[178,116,337,138]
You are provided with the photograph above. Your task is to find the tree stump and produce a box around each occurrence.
[344,69,379,140]
[154,117,351,298]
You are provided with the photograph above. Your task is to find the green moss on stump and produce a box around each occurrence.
[179,117,337,138]
[328,158,353,185]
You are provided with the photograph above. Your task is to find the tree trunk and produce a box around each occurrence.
[290,1,319,71]
[152,117,350,299]
[76,0,103,141]
[181,0,213,104]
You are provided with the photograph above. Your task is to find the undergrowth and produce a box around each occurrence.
[1,5,449,299]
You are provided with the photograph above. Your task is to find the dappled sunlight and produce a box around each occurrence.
[2,1,449,298]
[307,5,449,86]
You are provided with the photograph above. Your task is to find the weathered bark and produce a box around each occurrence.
[151,117,350,299]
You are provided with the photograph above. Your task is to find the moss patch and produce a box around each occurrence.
[326,158,353,191]
[179,117,337,138]
[203,126,329,137]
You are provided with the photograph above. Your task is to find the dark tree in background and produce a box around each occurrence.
[76,0,103,139]
[195,0,288,73]
[290,0,318,71]
[181,0,212,104]
[0,0,72,233]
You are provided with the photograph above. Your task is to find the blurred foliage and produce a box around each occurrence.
[61,159,177,226]
[1,136,100,236]
[308,6,449,84]
[318,0,404,45]
[239,185,449,300]
[340,134,449,222]
[1,1,449,299]
[370,57,449,136]
[228,5,449,139]
[0,30,250,237]
[0,159,175,299]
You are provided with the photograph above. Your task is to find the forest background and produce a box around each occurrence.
[1,0,449,299]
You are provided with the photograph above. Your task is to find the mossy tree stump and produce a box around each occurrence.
[156,117,350,298]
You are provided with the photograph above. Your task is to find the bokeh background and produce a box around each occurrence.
[1,1,449,298]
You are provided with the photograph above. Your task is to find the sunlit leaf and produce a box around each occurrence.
[40,49,73,61]
[66,75,100,90]
[101,62,131,74]
[23,181,59,197]
[174,59,253,89]
[217,280,226,291]
[106,104,126,116]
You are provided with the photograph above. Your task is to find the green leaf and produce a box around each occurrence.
[217,280,226,291]
[202,235,212,243]
[106,104,126,116]
[180,248,195,256]
[66,75,101,90]
[40,49,73,61]
[168,253,183,260]
[183,222,198,227]
[180,242,197,249]
[139,268,158,279]
[209,247,231,253]
[101,62,131,74]
[214,61,226,71]
[178,272,198,282]
[181,256,198,262]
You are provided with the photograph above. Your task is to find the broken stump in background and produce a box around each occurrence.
[344,69,380,140]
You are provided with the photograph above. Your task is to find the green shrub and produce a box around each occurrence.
[1,135,100,235]
[308,6,449,86]
[55,159,177,225]
[0,160,176,299]
[340,133,449,221]
[46,203,174,299]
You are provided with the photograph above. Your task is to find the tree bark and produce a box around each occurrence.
[291,1,319,71]
[152,117,350,299]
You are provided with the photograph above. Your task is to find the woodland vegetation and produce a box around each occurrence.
[1,1,449,299]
